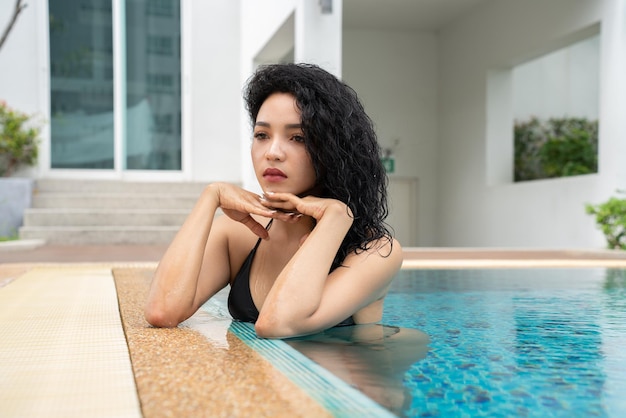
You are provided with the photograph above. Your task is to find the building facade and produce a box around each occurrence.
[1,0,625,248]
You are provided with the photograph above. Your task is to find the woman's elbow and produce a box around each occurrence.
[144,304,180,328]
[254,315,299,339]
[254,317,281,338]
[255,313,321,339]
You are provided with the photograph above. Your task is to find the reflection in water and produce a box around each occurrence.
[181,309,231,349]
[188,288,233,348]
[604,268,626,293]
[285,324,430,415]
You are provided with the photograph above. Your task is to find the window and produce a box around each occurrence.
[49,0,181,171]
[512,35,599,181]
[486,32,600,185]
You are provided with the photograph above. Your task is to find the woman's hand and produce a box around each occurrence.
[211,183,301,238]
[259,192,353,223]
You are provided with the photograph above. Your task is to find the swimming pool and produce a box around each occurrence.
[379,268,626,417]
[203,268,626,417]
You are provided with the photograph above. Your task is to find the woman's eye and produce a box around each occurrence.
[292,135,305,143]
[254,132,269,140]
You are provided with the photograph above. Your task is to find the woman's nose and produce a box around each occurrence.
[266,139,285,161]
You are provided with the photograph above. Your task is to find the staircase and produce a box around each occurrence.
[19,179,209,245]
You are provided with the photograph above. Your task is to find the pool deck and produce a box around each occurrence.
[2,244,626,417]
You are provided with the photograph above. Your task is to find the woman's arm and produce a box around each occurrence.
[255,193,403,338]
[144,183,277,327]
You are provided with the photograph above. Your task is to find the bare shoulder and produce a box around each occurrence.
[344,236,403,273]
[339,236,403,300]
[340,237,403,324]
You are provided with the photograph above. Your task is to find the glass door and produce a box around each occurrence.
[125,0,181,171]
[48,0,181,174]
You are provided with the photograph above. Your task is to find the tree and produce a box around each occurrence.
[0,0,27,52]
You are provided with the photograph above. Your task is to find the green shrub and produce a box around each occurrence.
[514,117,597,181]
[585,194,626,250]
[0,101,40,177]
[514,117,546,181]
[540,128,597,177]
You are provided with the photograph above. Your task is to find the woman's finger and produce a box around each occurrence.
[260,199,299,212]
[239,215,269,239]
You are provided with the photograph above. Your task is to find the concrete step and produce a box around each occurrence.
[20,179,224,245]
[31,193,198,210]
[35,178,208,195]
[19,226,179,245]
[23,208,189,227]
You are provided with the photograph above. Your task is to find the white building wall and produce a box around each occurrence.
[294,0,342,76]
[437,0,624,248]
[3,0,625,249]
[600,0,626,195]
[343,29,439,246]
[188,0,241,182]
[512,35,600,121]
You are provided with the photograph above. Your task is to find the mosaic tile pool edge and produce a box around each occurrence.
[229,321,396,418]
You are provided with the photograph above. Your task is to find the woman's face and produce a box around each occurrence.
[252,93,316,196]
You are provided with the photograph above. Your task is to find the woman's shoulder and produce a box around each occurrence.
[369,236,403,262]
[345,236,403,272]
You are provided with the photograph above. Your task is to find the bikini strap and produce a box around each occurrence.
[252,219,273,251]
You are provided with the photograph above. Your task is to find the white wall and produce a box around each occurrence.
[599,0,626,193]
[437,0,622,248]
[512,35,600,121]
[188,0,241,182]
[343,29,438,246]
[294,0,342,76]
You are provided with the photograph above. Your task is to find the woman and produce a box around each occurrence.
[145,63,403,338]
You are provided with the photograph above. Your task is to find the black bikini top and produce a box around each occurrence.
[227,236,264,323]
[227,221,355,327]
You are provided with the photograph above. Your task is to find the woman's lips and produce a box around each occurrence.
[263,168,287,182]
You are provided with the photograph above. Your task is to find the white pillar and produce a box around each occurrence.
[599,0,626,193]
[294,0,342,77]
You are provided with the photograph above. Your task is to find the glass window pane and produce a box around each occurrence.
[49,0,114,169]
[125,0,181,170]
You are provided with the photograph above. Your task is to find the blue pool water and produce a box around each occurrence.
[384,268,626,417]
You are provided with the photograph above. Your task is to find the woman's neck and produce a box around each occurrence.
[270,215,315,241]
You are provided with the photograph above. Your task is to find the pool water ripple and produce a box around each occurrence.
[384,268,626,418]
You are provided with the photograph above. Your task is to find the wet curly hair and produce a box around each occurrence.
[244,63,393,270]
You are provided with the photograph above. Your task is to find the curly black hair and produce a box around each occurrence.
[244,63,393,270]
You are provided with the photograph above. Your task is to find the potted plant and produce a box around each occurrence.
[0,0,39,240]
[586,192,626,250]
[0,101,41,239]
